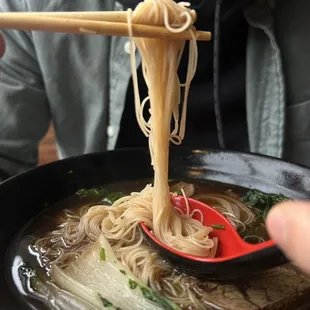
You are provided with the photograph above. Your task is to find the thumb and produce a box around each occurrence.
[266,201,310,274]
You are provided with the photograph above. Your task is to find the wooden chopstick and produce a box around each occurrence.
[0,13,211,41]
[9,11,197,24]
[1,12,129,23]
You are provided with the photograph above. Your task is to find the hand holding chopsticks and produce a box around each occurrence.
[0,11,211,41]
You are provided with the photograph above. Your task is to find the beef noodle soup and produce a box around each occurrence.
[11,179,292,310]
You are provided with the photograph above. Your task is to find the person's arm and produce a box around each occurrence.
[0,0,51,181]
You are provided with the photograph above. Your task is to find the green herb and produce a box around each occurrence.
[29,273,39,290]
[211,224,225,230]
[173,190,182,196]
[242,189,290,220]
[140,287,155,301]
[120,270,126,275]
[99,295,113,307]
[152,291,177,310]
[76,188,106,199]
[103,192,125,205]
[129,279,138,289]
[99,248,106,261]
[139,286,176,310]
[172,282,181,290]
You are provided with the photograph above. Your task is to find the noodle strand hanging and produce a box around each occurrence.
[127,0,216,256]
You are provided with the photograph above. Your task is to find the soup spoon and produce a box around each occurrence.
[140,196,288,280]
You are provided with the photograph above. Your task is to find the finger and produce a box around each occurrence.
[266,201,310,274]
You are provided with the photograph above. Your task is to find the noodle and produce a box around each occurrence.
[126,0,216,257]
[33,186,261,309]
[196,193,256,232]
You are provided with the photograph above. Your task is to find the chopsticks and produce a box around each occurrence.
[0,12,212,41]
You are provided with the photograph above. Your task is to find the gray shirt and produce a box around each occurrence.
[0,0,308,177]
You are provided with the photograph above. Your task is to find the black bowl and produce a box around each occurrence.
[1,147,310,309]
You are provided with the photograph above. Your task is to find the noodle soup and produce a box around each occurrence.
[9,179,310,310]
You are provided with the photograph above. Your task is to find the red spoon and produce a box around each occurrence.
[140,195,288,280]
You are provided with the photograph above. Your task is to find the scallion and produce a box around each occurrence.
[99,248,106,261]
[211,224,225,230]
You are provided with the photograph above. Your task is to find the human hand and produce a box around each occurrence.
[266,201,310,274]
